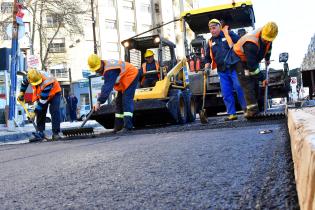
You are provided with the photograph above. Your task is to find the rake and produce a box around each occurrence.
[62,110,95,137]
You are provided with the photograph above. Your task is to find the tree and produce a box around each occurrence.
[26,0,88,70]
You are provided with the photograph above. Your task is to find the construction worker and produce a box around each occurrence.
[18,69,62,142]
[233,21,278,118]
[87,54,139,132]
[140,49,160,87]
[205,19,246,121]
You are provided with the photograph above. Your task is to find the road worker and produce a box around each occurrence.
[87,54,139,133]
[205,19,246,121]
[233,21,278,118]
[140,49,160,87]
[18,69,62,142]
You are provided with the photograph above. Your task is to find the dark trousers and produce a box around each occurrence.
[70,108,77,122]
[115,73,139,129]
[235,62,260,108]
[37,92,61,134]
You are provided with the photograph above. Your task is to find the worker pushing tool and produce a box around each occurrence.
[18,69,62,142]
[205,19,246,121]
[87,54,139,133]
[140,49,160,88]
[233,21,278,118]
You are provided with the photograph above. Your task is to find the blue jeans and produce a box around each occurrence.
[218,69,247,115]
[36,92,61,134]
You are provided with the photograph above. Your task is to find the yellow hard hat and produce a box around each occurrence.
[27,69,42,86]
[208,19,221,27]
[261,22,278,42]
[144,50,154,58]
[88,54,101,72]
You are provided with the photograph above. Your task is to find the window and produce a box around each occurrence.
[50,68,69,79]
[105,0,115,7]
[140,3,151,13]
[1,2,13,13]
[124,22,136,32]
[122,0,134,10]
[104,42,119,52]
[162,45,171,62]
[49,38,65,53]
[129,49,141,69]
[104,20,117,30]
[46,14,63,28]
[0,22,10,40]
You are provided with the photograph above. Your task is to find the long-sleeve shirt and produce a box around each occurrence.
[205,30,240,71]
[97,69,120,104]
[20,77,53,113]
[243,39,272,71]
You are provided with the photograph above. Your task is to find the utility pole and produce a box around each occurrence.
[8,0,20,128]
[91,0,97,54]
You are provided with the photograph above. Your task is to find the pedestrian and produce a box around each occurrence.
[140,49,160,87]
[67,93,78,122]
[87,54,139,133]
[205,19,247,121]
[18,69,62,142]
[233,21,278,118]
[59,94,67,122]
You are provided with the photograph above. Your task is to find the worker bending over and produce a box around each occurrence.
[87,54,139,133]
[18,69,62,142]
[233,21,278,118]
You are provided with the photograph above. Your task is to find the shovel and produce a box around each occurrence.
[17,98,38,132]
[264,65,270,115]
[199,69,208,124]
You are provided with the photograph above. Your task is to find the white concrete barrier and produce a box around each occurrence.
[287,107,315,210]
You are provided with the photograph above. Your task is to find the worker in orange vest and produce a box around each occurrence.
[140,49,160,87]
[87,54,139,132]
[233,22,278,118]
[205,19,246,121]
[18,69,62,142]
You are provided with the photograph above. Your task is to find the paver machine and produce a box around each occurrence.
[90,35,196,129]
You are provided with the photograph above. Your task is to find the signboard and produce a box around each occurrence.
[27,55,39,68]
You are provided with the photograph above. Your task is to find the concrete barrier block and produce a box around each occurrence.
[288,107,315,210]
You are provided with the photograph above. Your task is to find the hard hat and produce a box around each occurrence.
[27,69,42,86]
[144,50,154,58]
[88,54,101,72]
[208,19,221,27]
[261,22,278,42]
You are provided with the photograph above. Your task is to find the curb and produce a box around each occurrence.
[287,107,315,210]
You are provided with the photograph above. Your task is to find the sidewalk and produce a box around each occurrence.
[0,120,105,145]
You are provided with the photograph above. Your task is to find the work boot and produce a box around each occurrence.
[113,117,124,133]
[116,127,133,135]
[51,133,62,141]
[244,104,259,119]
[224,114,238,121]
[29,131,45,143]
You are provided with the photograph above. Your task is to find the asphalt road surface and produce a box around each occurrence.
[0,117,299,209]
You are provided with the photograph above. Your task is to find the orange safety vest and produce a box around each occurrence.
[141,61,160,85]
[233,28,271,62]
[103,59,138,92]
[208,25,234,70]
[32,73,61,102]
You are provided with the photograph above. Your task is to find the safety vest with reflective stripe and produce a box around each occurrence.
[208,25,234,70]
[233,28,271,62]
[32,74,61,102]
[103,59,138,92]
[141,61,160,85]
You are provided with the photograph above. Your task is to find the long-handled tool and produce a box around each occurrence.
[199,69,208,124]
[264,65,270,114]
[17,98,38,131]
[62,110,95,137]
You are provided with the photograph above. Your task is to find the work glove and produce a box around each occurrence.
[93,102,101,112]
[28,112,36,121]
[17,92,25,102]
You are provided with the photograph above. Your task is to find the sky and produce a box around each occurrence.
[198,0,315,69]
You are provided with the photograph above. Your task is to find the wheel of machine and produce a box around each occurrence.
[168,89,187,124]
[182,89,196,122]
